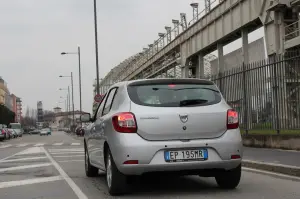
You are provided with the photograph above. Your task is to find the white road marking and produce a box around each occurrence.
[243,167,300,181]
[71,143,80,146]
[243,159,300,169]
[53,155,84,158]
[277,149,300,153]
[49,149,83,152]
[0,176,63,189]
[0,163,52,173]
[58,160,84,163]
[0,157,47,163]
[52,143,64,146]
[50,152,84,155]
[16,147,44,155]
[16,143,29,147]
[0,144,12,149]
[34,143,45,146]
[42,147,88,199]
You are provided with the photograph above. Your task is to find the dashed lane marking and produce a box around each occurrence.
[0,176,63,189]
[34,143,45,147]
[53,155,84,158]
[50,152,84,155]
[0,163,52,173]
[71,143,80,146]
[0,144,12,149]
[58,160,84,163]
[52,143,64,146]
[0,157,47,163]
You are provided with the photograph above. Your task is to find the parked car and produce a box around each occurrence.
[9,123,23,137]
[82,78,243,196]
[0,125,7,141]
[7,129,18,138]
[30,129,40,134]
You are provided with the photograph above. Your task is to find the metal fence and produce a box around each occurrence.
[210,54,300,134]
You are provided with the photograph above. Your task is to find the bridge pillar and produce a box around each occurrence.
[241,29,249,64]
[195,53,205,79]
[217,43,224,74]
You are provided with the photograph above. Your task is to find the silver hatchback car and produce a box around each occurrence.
[82,78,243,196]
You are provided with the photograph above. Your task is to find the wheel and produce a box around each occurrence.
[105,148,128,196]
[215,164,241,189]
[85,145,98,177]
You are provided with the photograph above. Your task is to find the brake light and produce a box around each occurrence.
[112,112,137,133]
[227,109,239,129]
[1,130,5,134]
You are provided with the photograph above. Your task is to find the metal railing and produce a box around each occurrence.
[210,54,300,134]
[285,20,300,41]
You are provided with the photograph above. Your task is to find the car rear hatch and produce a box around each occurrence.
[127,79,230,141]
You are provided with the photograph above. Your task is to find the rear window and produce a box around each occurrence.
[127,82,221,107]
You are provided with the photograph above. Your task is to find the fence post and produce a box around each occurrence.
[242,62,249,134]
[273,56,280,134]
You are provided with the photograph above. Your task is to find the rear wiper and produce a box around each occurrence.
[179,99,208,107]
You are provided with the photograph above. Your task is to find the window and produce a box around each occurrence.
[127,80,221,107]
[103,88,117,116]
[96,94,107,119]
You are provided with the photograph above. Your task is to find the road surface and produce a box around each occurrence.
[0,131,299,199]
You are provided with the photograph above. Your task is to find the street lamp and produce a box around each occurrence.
[59,87,71,113]
[93,0,100,96]
[61,46,82,127]
[59,72,75,126]
[60,96,68,112]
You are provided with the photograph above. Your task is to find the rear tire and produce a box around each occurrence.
[105,148,127,196]
[215,164,241,189]
[85,146,98,177]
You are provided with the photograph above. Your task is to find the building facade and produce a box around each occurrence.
[16,97,22,123]
[37,101,44,122]
[0,77,8,105]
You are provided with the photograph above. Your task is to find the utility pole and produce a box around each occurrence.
[93,0,100,95]
[77,46,82,127]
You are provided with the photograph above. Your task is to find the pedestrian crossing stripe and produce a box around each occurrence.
[0,143,82,149]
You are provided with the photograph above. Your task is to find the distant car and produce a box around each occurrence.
[82,78,242,196]
[40,128,51,136]
[30,129,41,134]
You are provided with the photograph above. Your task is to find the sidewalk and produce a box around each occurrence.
[242,147,300,177]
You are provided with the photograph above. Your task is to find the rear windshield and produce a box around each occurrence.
[127,83,221,107]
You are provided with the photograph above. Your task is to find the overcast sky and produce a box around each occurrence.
[0,0,263,114]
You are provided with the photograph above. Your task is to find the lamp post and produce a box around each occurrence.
[59,72,75,127]
[61,46,82,127]
[93,0,100,96]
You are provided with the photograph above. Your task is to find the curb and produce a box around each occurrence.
[242,160,300,177]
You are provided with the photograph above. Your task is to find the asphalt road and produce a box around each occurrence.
[0,131,299,199]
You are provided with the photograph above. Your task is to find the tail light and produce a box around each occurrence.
[1,130,5,134]
[227,109,239,129]
[112,112,137,133]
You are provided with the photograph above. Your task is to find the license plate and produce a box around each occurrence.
[164,149,208,162]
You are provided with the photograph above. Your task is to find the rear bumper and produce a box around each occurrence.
[0,134,5,139]
[109,129,243,175]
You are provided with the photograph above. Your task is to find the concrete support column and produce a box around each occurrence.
[241,29,249,64]
[217,43,224,74]
[196,53,205,78]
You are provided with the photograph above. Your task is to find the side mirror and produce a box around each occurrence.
[80,113,91,122]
